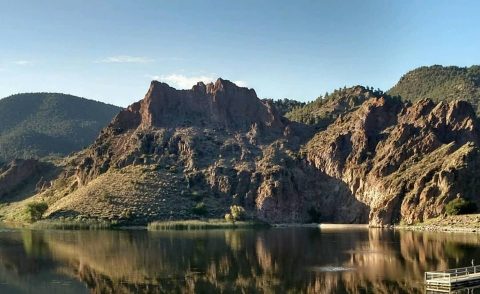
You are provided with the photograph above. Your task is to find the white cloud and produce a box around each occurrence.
[97,55,154,63]
[150,74,247,89]
[13,60,33,66]
[233,80,248,87]
[152,74,215,89]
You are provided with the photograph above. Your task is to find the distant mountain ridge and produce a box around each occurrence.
[0,93,122,161]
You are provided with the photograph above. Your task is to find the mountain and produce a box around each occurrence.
[388,65,480,113]
[32,79,314,224]
[0,93,122,161]
[2,79,480,227]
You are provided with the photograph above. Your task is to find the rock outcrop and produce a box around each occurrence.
[30,80,480,226]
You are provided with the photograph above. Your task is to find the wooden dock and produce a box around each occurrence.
[425,265,480,292]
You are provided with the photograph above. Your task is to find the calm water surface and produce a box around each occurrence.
[0,227,479,293]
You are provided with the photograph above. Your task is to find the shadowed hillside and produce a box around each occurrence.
[0,93,122,161]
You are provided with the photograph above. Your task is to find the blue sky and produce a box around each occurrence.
[0,0,479,106]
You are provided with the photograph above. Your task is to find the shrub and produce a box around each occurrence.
[445,198,477,216]
[26,201,48,222]
[230,205,246,220]
[224,213,234,223]
[192,202,207,216]
[225,205,246,223]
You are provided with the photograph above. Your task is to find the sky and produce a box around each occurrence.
[0,0,479,107]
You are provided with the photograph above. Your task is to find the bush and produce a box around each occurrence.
[445,198,477,216]
[26,201,48,222]
[224,213,234,223]
[225,205,246,223]
[192,202,207,216]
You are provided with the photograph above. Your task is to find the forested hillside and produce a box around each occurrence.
[0,93,121,161]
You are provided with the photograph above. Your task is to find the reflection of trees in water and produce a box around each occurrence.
[1,228,480,293]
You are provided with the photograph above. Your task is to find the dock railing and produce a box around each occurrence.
[425,265,480,286]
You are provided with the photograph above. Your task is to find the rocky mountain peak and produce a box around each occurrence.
[111,78,284,132]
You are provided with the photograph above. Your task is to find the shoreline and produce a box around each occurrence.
[3,216,480,233]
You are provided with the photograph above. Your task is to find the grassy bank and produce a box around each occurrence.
[147,219,269,230]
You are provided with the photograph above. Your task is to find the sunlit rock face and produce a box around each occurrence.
[306,97,480,225]
[39,80,480,225]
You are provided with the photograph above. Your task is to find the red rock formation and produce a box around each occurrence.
[42,81,480,226]
[110,79,284,132]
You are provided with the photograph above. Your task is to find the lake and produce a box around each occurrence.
[0,226,479,293]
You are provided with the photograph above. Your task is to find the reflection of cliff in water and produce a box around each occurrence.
[1,228,480,293]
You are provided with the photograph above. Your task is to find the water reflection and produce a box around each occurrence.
[0,227,479,293]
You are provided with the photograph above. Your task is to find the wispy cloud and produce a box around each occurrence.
[150,74,247,89]
[13,60,33,66]
[97,55,154,63]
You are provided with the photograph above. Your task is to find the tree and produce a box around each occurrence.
[26,201,48,222]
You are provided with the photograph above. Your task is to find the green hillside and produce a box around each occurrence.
[265,98,306,116]
[388,65,480,112]
[0,93,122,161]
[285,86,387,129]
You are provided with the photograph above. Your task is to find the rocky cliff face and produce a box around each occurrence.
[306,97,480,225]
[34,80,480,226]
